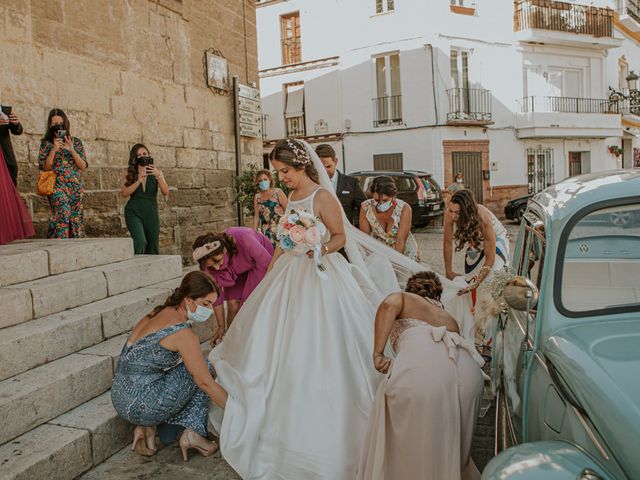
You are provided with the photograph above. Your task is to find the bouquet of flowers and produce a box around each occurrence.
[277,209,328,275]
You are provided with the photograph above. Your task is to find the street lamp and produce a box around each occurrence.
[626,70,639,91]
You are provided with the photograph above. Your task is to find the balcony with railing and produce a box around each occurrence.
[372,95,402,128]
[520,96,614,114]
[285,115,306,137]
[516,95,622,139]
[514,0,621,49]
[446,88,493,125]
[608,87,640,116]
[617,0,640,31]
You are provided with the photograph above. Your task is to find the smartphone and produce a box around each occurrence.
[1,105,11,116]
[55,129,67,139]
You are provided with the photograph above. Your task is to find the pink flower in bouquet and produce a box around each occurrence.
[304,226,321,246]
[289,225,306,244]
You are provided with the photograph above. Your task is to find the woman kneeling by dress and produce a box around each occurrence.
[111,271,227,460]
[358,271,484,480]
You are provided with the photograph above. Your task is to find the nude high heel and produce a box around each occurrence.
[179,429,218,462]
[131,426,157,456]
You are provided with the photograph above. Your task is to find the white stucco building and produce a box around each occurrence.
[256,0,640,212]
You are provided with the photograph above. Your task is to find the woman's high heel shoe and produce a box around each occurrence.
[131,426,157,456]
[179,429,218,462]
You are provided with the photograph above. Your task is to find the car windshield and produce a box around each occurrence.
[560,203,640,314]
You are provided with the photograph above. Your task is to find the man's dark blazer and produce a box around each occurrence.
[335,171,366,225]
[0,121,23,186]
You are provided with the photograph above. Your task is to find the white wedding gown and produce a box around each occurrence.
[208,141,476,479]
[209,189,381,479]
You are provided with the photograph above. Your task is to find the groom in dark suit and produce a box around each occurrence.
[315,144,366,225]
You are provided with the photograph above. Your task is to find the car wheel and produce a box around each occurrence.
[609,211,632,227]
[514,204,526,224]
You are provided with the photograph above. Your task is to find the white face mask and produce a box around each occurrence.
[456,178,463,184]
[187,303,213,323]
[376,200,393,213]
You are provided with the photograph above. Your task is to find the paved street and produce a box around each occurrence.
[81,221,520,479]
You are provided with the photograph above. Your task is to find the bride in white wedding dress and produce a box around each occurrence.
[208,139,474,479]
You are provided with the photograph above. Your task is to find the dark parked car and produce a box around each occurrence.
[350,170,445,227]
[504,194,533,223]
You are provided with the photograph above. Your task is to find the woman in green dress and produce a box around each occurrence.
[120,144,170,254]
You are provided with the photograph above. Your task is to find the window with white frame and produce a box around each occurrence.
[450,47,471,115]
[373,53,402,126]
[376,0,394,14]
[284,82,305,137]
[525,67,582,98]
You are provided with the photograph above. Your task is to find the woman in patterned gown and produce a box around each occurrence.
[252,169,287,247]
[111,271,227,461]
[359,175,420,262]
[358,271,484,480]
[37,109,88,238]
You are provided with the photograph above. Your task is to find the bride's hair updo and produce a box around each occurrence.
[269,139,320,184]
[405,271,443,301]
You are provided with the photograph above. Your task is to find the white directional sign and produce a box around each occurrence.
[238,84,262,138]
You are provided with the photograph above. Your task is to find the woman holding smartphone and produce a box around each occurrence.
[121,143,170,254]
[38,108,88,238]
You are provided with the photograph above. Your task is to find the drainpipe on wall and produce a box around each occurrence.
[232,75,244,226]
[427,44,439,124]
[341,134,347,173]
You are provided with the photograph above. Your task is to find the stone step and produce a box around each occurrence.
[50,391,132,467]
[0,238,134,287]
[0,423,93,480]
[2,269,108,326]
[87,255,183,296]
[0,353,112,445]
[0,255,182,329]
[0,287,172,382]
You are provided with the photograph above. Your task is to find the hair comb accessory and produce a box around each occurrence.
[285,139,311,165]
[192,241,222,262]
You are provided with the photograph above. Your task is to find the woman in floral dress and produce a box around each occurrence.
[252,169,287,247]
[359,175,420,262]
[38,108,88,238]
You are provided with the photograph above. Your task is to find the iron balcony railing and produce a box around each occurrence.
[520,96,614,114]
[608,87,640,115]
[372,95,402,127]
[446,88,492,123]
[514,0,614,38]
[618,0,640,24]
[285,115,306,137]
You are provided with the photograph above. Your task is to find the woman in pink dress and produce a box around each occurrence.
[192,227,274,343]
[0,148,35,245]
[358,271,484,480]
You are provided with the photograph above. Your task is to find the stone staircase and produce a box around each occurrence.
[0,239,216,480]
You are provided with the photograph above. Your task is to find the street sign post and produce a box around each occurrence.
[238,84,262,139]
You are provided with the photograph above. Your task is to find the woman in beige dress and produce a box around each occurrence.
[358,271,484,480]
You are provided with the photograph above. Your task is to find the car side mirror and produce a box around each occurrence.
[503,276,539,312]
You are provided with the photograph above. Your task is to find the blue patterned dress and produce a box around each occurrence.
[111,323,209,437]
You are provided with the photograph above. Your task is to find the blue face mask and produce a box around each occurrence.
[187,303,214,323]
[376,200,393,213]
[258,180,270,191]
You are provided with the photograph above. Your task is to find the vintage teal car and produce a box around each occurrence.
[482,170,640,480]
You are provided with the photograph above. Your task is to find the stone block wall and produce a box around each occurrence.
[0,0,261,262]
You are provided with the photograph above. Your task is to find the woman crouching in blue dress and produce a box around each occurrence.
[111,271,228,460]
